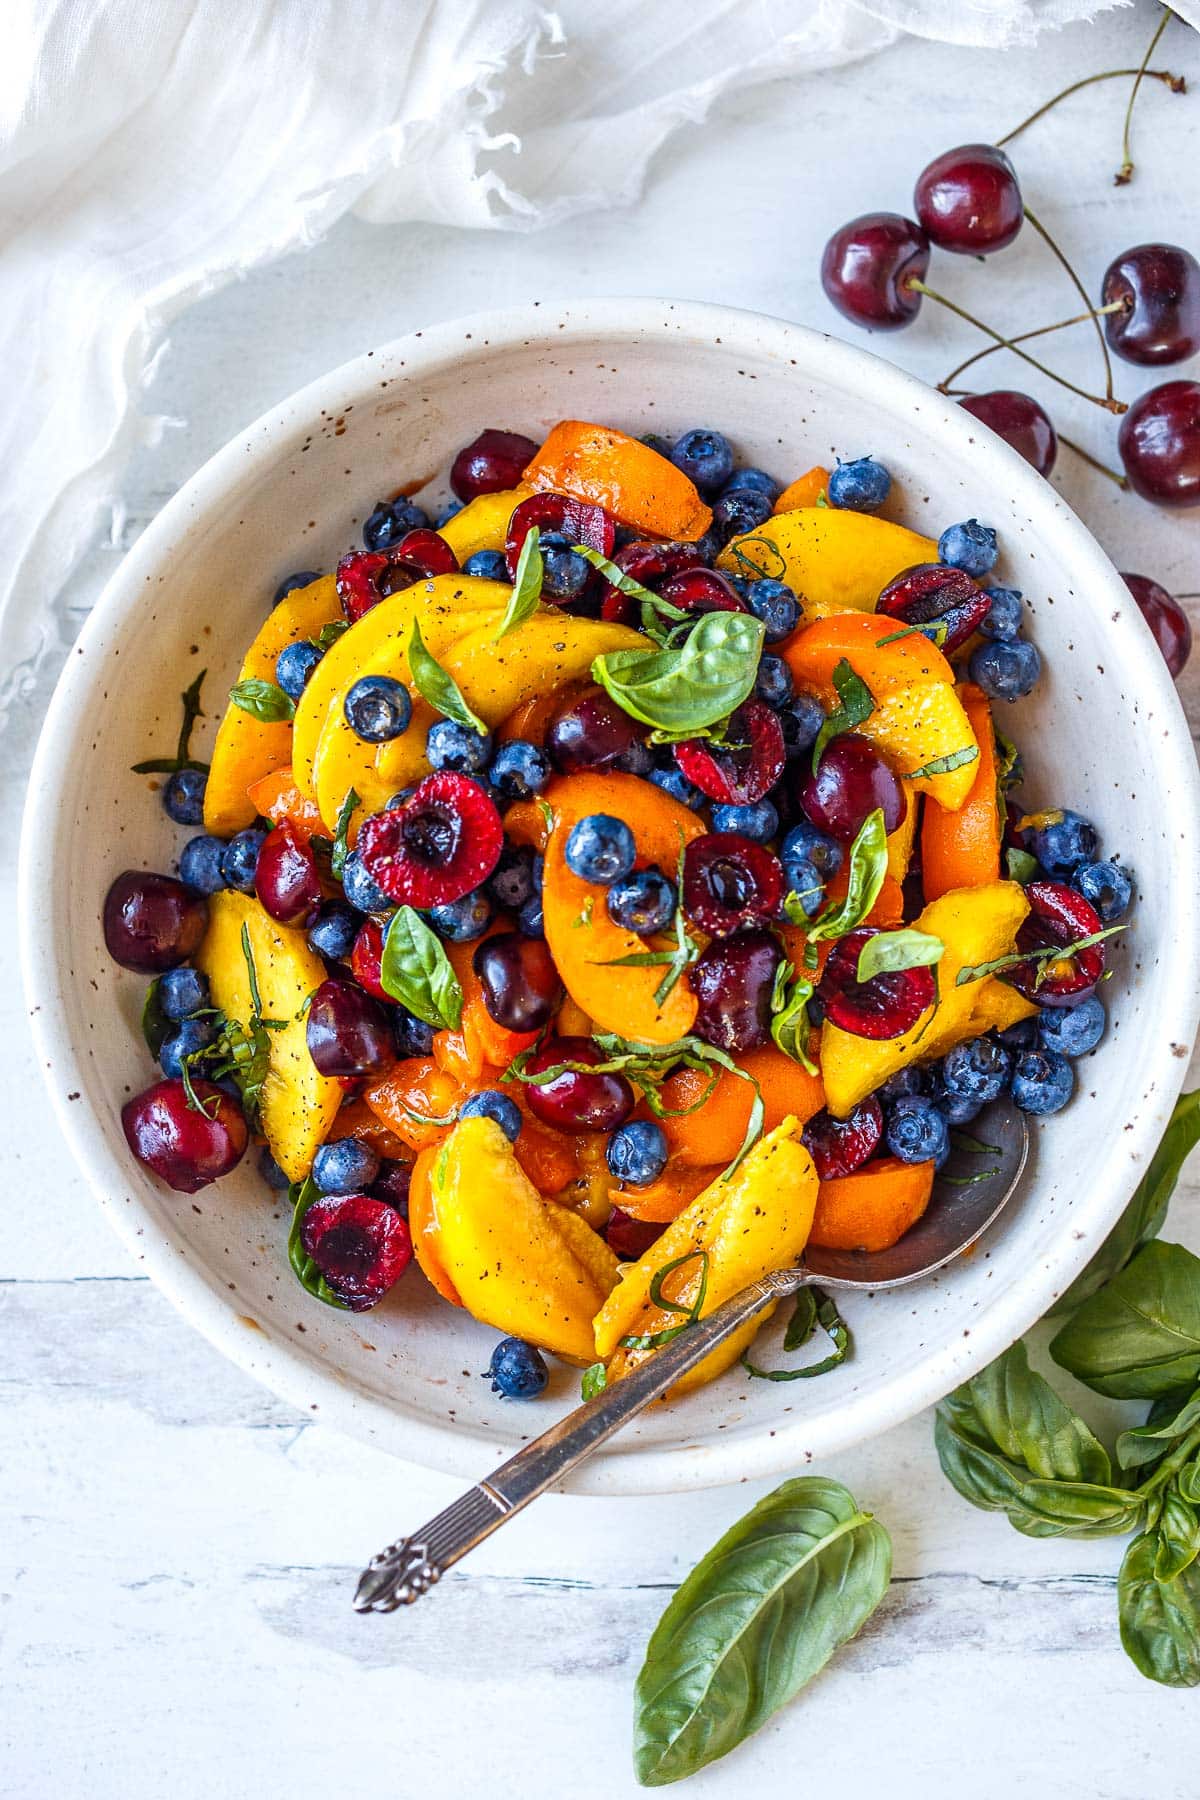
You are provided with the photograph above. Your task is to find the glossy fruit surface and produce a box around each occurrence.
[459,1090,523,1142]
[473,931,563,1032]
[1102,244,1200,366]
[959,390,1058,477]
[362,498,429,552]
[828,457,891,513]
[1118,380,1200,507]
[802,1096,883,1179]
[884,1095,949,1164]
[605,1206,666,1260]
[355,772,503,908]
[797,736,906,839]
[818,928,936,1038]
[689,929,782,1052]
[876,560,993,652]
[254,820,322,928]
[914,144,1022,254]
[547,686,647,773]
[505,492,616,577]
[305,978,396,1075]
[521,1036,635,1132]
[343,675,413,742]
[820,213,930,330]
[122,1078,248,1193]
[606,867,677,934]
[450,429,539,501]
[1122,572,1192,676]
[379,530,459,591]
[103,871,208,972]
[671,428,734,494]
[658,567,748,617]
[350,919,389,1000]
[313,1137,381,1196]
[1009,880,1106,1006]
[682,834,783,936]
[487,1336,550,1398]
[299,1194,413,1310]
[606,1119,669,1186]
[1011,1048,1074,1115]
[674,700,784,806]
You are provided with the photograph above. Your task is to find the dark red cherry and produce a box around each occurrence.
[605,1207,666,1260]
[355,772,504,908]
[958,390,1058,477]
[914,144,1022,255]
[1121,572,1192,677]
[450,429,540,502]
[876,561,994,652]
[306,979,395,1076]
[372,1158,413,1213]
[657,568,748,616]
[547,684,648,773]
[797,736,906,840]
[689,929,783,1053]
[350,919,388,1000]
[254,820,322,928]
[1102,244,1200,367]
[104,871,208,972]
[122,1078,248,1193]
[674,701,785,805]
[299,1194,413,1311]
[522,1037,634,1132]
[336,534,460,621]
[820,213,930,331]
[682,834,784,937]
[505,492,616,577]
[802,1097,883,1179]
[1118,380,1200,507]
[600,541,708,622]
[1008,881,1106,1007]
[818,928,936,1039]
[473,932,563,1033]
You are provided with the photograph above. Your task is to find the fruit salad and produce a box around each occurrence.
[103,422,1132,1400]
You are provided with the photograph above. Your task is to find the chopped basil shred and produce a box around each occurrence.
[810,657,874,771]
[493,526,544,639]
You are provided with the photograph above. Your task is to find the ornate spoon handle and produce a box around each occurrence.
[354,1265,808,1611]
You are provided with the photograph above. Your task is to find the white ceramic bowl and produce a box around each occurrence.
[20,299,1200,1494]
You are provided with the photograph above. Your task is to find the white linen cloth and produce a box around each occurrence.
[0,0,1153,724]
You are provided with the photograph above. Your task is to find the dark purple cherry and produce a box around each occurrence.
[103,871,208,972]
[1121,572,1192,677]
[547,684,648,773]
[674,700,785,805]
[682,834,784,937]
[1118,380,1200,507]
[689,929,783,1053]
[1008,881,1106,1007]
[818,928,935,1039]
[876,561,993,652]
[122,1078,248,1193]
[473,932,563,1032]
[914,144,1022,255]
[306,979,395,1076]
[958,390,1058,477]
[255,820,322,928]
[797,736,906,840]
[820,213,931,331]
[1102,244,1200,367]
[450,429,539,502]
[522,1037,634,1132]
[299,1194,413,1310]
[605,1206,666,1260]
[802,1097,883,1179]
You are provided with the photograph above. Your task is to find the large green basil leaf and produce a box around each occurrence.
[856,926,944,984]
[494,526,544,640]
[229,677,295,723]
[380,905,464,1030]
[810,657,874,771]
[1118,1530,1200,1687]
[803,807,889,944]
[963,1341,1115,1484]
[1049,1240,1200,1398]
[1155,1490,1200,1581]
[1118,1388,1200,1470]
[633,1477,890,1786]
[591,609,765,735]
[1049,1090,1200,1317]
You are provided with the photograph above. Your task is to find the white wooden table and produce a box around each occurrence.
[4,9,1200,1795]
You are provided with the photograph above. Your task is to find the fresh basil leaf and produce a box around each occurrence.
[1155,1490,1200,1582]
[1005,846,1040,884]
[141,978,172,1057]
[1049,1090,1200,1317]
[1179,1457,1200,1505]
[806,808,889,945]
[633,1476,891,1786]
[906,744,979,781]
[1119,1389,1200,1470]
[811,658,874,772]
[742,1287,851,1382]
[331,787,359,880]
[620,1250,711,1351]
[769,962,817,1074]
[570,545,690,646]
[591,609,765,735]
[313,619,349,651]
[955,922,1126,987]
[957,1340,1115,1485]
[581,1362,608,1400]
[724,533,789,582]
[287,1177,346,1310]
[855,927,944,984]
[1118,1530,1200,1687]
[380,905,464,1030]
[494,526,544,640]
[409,619,487,734]
[229,678,295,723]
[784,1284,819,1351]
[131,666,210,775]
[1049,1240,1200,1399]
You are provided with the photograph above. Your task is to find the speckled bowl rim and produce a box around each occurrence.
[20,298,1200,1495]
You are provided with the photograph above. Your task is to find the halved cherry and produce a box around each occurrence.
[355,773,503,908]
[675,700,785,805]
[1007,880,1107,1007]
[876,561,993,653]
[802,1096,884,1179]
[600,540,707,623]
[299,1193,413,1311]
[336,531,460,621]
[658,567,748,616]
[818,927,936,1039]
[683,833,784,936]
[350,918,389,1001]
[505,492,616,577]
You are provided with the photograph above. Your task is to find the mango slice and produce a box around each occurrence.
[921,683,1003,899]
[810,1157,934,1253]
[436,486,531,562]
[718,507,937,620]
[194,891,341,1180]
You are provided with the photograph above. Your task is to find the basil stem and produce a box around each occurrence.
[131,666,210,775]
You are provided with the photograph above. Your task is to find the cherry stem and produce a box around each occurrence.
[906,280,1126,414]
[1058,435,1129,490]
[997,64,1184,148]
[1024,206,1118,404]
[1116,7,1174,185]
[938,300,1126,391]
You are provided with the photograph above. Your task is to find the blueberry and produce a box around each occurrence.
[979,586,1024,642]
[997,1016,1038,1053]
[394,1008,435,1057]
[276,639,323,700]
[605,1119,668,1186]
[886,1095,950,1164]
[745,578,800,643]
[938,518,999,578]
[427,719,493,774]
[939,1087,983,1126]
[650,765,703,809]
[828,456,891,513]
[487,1336,549,1399]
[486,845,537,911]
[429,888,494,942]
[1037,996,1106,1058]
[162,767,207,826]
[779,693,826,755]
[488,740,549,806]
[724,467,781,501]
[341,849,392,914]
[460,1089,523,1142]
[160,1015,216,1080]
[273,571,319,603]
[712,488,773,543]
[782,857,825,917]
[1026,809,1098,879]
[540,536,590,600]
[220,829,266,893]
[313,1137,381,1196]
[517,892,545,938]
[258,1147,292,1190]
[344,675,413,743]
[158,965,210,1021]
[879,1066,928,1101]
[941,1036,1011,1105]
[362,497,429,551]
[372,1159,413,1213]
[711,800,779,842]
[968,637,1042,702]
[755,654,794,710]
[612,738,654,777]
[607,867,677,933]
[565,814,636,884]
[1075,859,1132,922]
[307,901,360,962]
[463,549,508,580]
[179,834,227,895]
[435,499,463,526]
[1011,1048,1075,1115]
[782,822,843,882]
[671,428,735,495]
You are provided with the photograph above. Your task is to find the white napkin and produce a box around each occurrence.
[0,0,1135,725]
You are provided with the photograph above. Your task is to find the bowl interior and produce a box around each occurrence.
[22,301,1200,1493]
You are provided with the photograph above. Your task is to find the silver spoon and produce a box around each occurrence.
[354,1099,1028,1611]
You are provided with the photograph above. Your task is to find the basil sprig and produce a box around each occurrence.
[769,961,816,1075]
[633,1477,891,1785]
[493,526,544,640]
[1119,1531,1200,1686]
[1050,1240,1200,1399]
[287,1175,346,1310]
[179,925,283,1127]
[810,656,874,771]
[856,926,944,985]
[380,905,464,1031]
[742,1285,851,1381]
[409,619,487,734]
[132,667,210,775]
[228,677,296,724]
[591,609,765,735]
